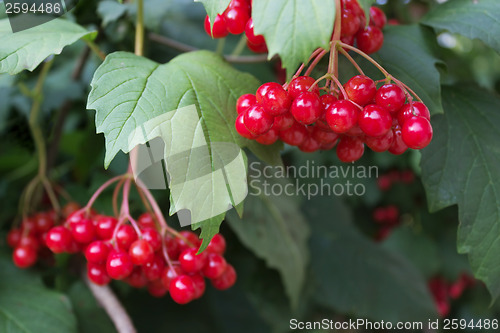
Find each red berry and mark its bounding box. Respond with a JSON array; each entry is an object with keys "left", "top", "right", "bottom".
[
  {"left": 161, "top": 265, "right": 184, "bottom": 289},
  {"left": 45, "top": 226, "right": 73, "bottom": 253},
  {"left": 138, "top": 212, "right": 155, "bottom": 229},
  {"left": 358, "top": 104, "right": 392, "bottom": 137},
  {"left": 377, "top": 174, "right": 392, "bottom": 191},
  {"left": 326, "top": 100, "right": 359, "bottom": 133},
  {"left": 235, "top": 113, "right": 257, "bottom": 139},
  {"left": 141, "top": 228, "right": 162, "bottom": 252},
  {"left": 191, "top": 273, "right": 206, "bottom": 299},
  {"left": 129, "top": 239, "right": 155, "bottom": 265},
  {"left": 96, "top": 216, "right": 117, "bottom": 240},
  {"left": 179, "top": 248, "right": 208, "bottom": 273},
  {"left": 224, "top": 6, "right": 250, "bottom": 35},
  {"left": 62, "top": 202, "right": 80, "bottom": 218},
  {"left": 85, "top": 240, "right": 111, "bottom": 264},
  {"left": 169, "top": 275, "right": 197, "bottom": 304},
  {"left": 126, "top": 266, "right": 148, "bottom": 288},
  {"left": 299, "top": 136, "right": 321, "bottom": 153},
  {"left": 243, "top": 105, "right": 274, "bottom": 135},
  {"left": 369, "top": 7, "right": 387, "bottom": 29},
  {"left": 34, "top": 212, "right": 54, "bottom": 233},
  {"left": 202, "top": 253, "right": 227, "bottom": 279},
  {"left": 87, "top": 262, "right": 111, "bottom": 285},
  {"left": 236, "top": 94, "right": 257, "bottom": 114},
  {"left": 143, "top": 254, "right": 165, "bottom": 281},
  {"left": 106, "top": 250, "right": 134, "bottom": 280},
  {"left": 246, "top": 40, "right": 268, "bottom": 53},
  {"left": 290, "top": 91, "right": 322, "bottom": 125},
  {"left": 341, "top": 9, "right": 360, "bottom": 36},
  {"left": 256, "top": 128, "right": 279, "bottom": 145},
  {"left": 287, "top": 76, "right": 320, "bottom": 99},
  {"left": 375, "top": 84, "right": 406, "bottom": 113},
  {"left": 279, "top": 122, "right": 308, "bottom": 146},
  {"left": 66, "top": 210, "right": 85, "bottom": 225},
  {"left": 245, "top": 18, "right": 265, "bottom": 45},
  {"left": 19, "top": 235, "right": 40, "bottom": 251},
  {"left": 388, "top": 124, "right": 408, "bottom": 155},
  {"left": 398, "top": 102, "right": 431, "bottom": 125},
  {"left": 211, "top": 264, "right": 237, "bottom": 290},
  {"left": 116, "top": 224, "right": 138, "bottom": 251},
  {"left": 204, "top": 14, "right": 229, "bottom": 39},
  {"left": 206, "top": 233, "right": 226, "bottom": 255},
  {"left": 259, "top": 85, "right": 291, "bottom": 116},
  {"left": 256, "top": 82, "right": 281, "bottom": 103},
  {"left": 401, "top": 116, "right": 433, "bottom": 149},
  {"left": 273, "top": 113, "right": 294, "bottom": 131},
  {"left": 7, "top": 228, "right": 22, "bottom": 248},
  {"left": 70, "top": 218, "right": 96, "bottom": 244},
  {"left": 364, "top": 128, "right": 394, "bottom": 152},
  {"left": 311, "top": 127, "right": 339, "bottom": 145},
  {"left": 336, "top": 136, "right": 365, "bottom": 163},
  {"left": 13, "top": 245, "right": 37, "bottom": 268},
  {"left": 356, "top": 26, "right": 384, "bottom": 54},
  {"left": 165, "top": 235, "right": 180, "bottom": 259},
  {"left": 147, "top": 279, "right": 168, "bottom": 297},
  {"left": 344, "top": 75, "right": 377, "bottom": 106},
  {"left": 176, "top": 231, "right": 200, "bottom": 253}
]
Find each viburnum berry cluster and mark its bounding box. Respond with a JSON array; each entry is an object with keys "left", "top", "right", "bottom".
[
  {"left": 339, "top": 0, "right": 387, "bottom": 54},
  {"left": 7, "top": 176, "right": 236, "bottom": 305},
  {"left": 234, "top": 1, "right": 433, "bottom": 163},
  {"left": 428, "top": 274, "right": 476, "bottom": 317},
  {"left": 372, "top": 204, "right": 400, "bottom": 241},
  {"left": 7, "top": 202, "right": 80, "bottom": 268},
  {"left": 203, "top": 0, "right": 267, "bottom": 53}
]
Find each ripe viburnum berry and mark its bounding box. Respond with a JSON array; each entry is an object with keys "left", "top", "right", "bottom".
[
  {"left": 356, "top": 26, "right": 384, "bottom": 54},
  {"left": 129, "top": 239, "right": 155, "bottom": 266},
  {"left": 336, "top": 136, "right": 365, "bottom": 163},
  {"left": 290, "top": 91, "right": 322, "bottom": 125},
  {"left": 203, "top": 14, "right": 228, "bottom": 39},
  {"left": 326, "top": 100, "right": 359, "bottom": 133},
  {"left": 243, "top": 105, "right": 274, "bottom": 135},
  {"left": 344, "top": 75, "right": 377, "bottom": 106},
  {"left": 401, "top": 116, "right": 433, "bottom": 149},
  {"left": 45, "top": 226, "right": 73, "bottom": 253},
  {"left": 287, "top": 76, "right": 320, "bottom": 99},
  {"left": 13, "top": 245, "right": 37, "bottom": 268},
  {"left": 358, "top": 104, "right": 392, "bottom": 137},
  {"left": 211, "top": 264, "right": 237, "bottom": 290},
  {"left": 169, "top": 275, "right": 197, "bottom": 304},
  {"left": 106, "top": 250, "right": 134, "bottom": 280},
  {"left": 375, "top": 84, "right": 406, "bottom": 113}
]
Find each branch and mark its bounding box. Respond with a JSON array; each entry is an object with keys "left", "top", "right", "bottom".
[
  {"left": 148, "top": 32, "right": 271, "bottom": 63},
  {"left": 83, "top": 273, "right": 137, "bottom": 333}
]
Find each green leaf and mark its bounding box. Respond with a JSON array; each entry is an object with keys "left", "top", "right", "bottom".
[
  {"left": 377, "top": 25, "right": 444, "bottom": 115},
  {"left": 357, "top": 0, "right": 376, "bottom": 25},
  {"left": 422, "top": 0, "right": 500, "bottom": 54},
  {"left": 88, "top": 50, "right": 281, "bottom": 246},
  {"left": 252, "top": 0, "right": 335, "bottom": 77},
  {"left": 421, "top": 85, "right": 500, "bottom": 301},
  {"left": 67, "top": 282, "right": 116, "bottom": 333},
  {"left": 195, "top": 0, "right": 231, "bottom": 31},
  {"left": 97, "top": 1, "right": 130, "bottom": 27},
  {"left": 305, "top": 196, "right": 437, "bottom": 321},
  {"left": 226, "top": 164, "right": 310, "bottom": 309},
  {"left": 0, "top": 18, "right": 95, "bottom": 75},
  {"left": 0, "top": 253, "right": 77, "bottom": 333}
]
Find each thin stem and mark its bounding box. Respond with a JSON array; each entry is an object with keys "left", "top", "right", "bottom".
[
  {"left": 85, "top": 175, "right": 127, "bottom": 212},
  {"left": 310, "top": 73, "right": 332, "bottom": 91},
  {"left": 329, "top": 75, "right": 349, "bottom": 100},
  {"left": 120, "top": 179, "right": 142, "bottom": 236},
  {"left": 338, "top": 46, "right": 365, "bottom": 75},
  {"left": 84, "top": 40, "right": 106, "bottom": 61},
  {"left": 337, "top": 41, "right": 390, "bottom": 76},
  {"left": 304, "top": 50, "right": 328, "bottom": 76},
  {"left": 216, "top": 38, "right": 226, "bottom": 56},
  {"left": 231, "top": 35, "right": 247, "bottom": 56},
  {"left": 148, "top": 32, "right": 269, "bottom": 63},
  {"left": 135, "top": 0, "right": 144, "bottom": 57},
  {"left": 42, "top": 178, "right": 61, "bottom": 213},
  {"left": 113, "top": 178, "right": 125, "bottom": 218},
  {"left": 329, "top": 0, "right": 342, "bottom": 78},
  {"left": 83, "top": 273, "right": 137, "bottom": 333},
  {"left": 29, "top": 60, "right": 53, "bottom": 178}
]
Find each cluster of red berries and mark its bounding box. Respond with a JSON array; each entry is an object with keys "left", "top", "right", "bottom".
[
  {"left": 8, "top": 207, "right": 236, "bottom": 305},
  {"left": 372, "top": 205, "right": 400, "bottom": 241},
  {"left": 203, "top": 0, "right": 267, "bottom": 53},
  {"left": 235, "top": 74, "right": 433, "bottom": 162},
  {"left": 339, "top": 0, "right": 387, "bottom": 54},
  {"left": 377, "top": 169, "right": 415, "bottom": 191},
  {"left": 429, "top": 274, "right": 476, "bottom": 317},
  {"left": 7, "top": 202, "right": 81, "bottom": 268}
]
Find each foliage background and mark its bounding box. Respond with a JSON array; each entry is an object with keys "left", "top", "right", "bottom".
[{"left": 1, "top": 0, "right": 500, "bottom": 332}]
